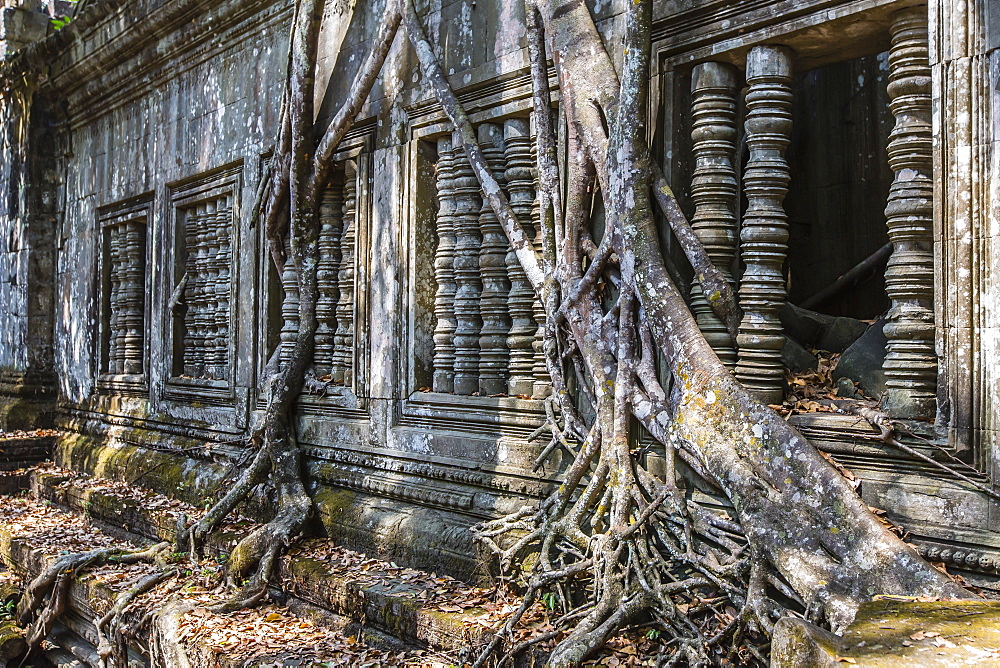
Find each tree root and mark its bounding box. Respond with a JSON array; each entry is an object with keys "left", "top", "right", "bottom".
[{"left": 95, "top": 567, "right": 178, "bottom": 667}]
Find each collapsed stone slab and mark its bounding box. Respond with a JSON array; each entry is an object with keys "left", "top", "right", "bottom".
[{"left": 772, "top": 598, "right": 1000, "bottom": 667}]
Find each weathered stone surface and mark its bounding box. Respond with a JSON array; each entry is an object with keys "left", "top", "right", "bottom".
[
  {"left": 0, "top": 619, "right": 26, "bottom": 664},
  {"left": 772, "top": 599, "right": 1000, "bottom": 667},
  {"left": 834, "top": 319, "right": 888, "bottom": 399},
  {"left": 820, "top": 316, "right": 869, "bottom": 354},
  {"left": 781, "top": 336, "right": 818, "bottom": 373},
  {"left": 0, "top": 0, "right": 999, "bottom": 645},
  {"left": 0, "top": 5, "right": 48, "bottom": 57},
  {"left": 781, "top": 303, "right": 867, "bottom": 353}
]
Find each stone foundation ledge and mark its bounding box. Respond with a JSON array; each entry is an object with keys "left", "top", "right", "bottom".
[
  {"left": 14, "top": 466, "right": 498, "bottom": 654},
  {"left": 53, "top": 427, "right": 490, "bottom": 582},
  {"left": 772, "top": 599, "right": 1000, "bottom": 667}
]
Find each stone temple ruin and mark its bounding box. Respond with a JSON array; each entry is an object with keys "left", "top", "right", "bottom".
[{"left": 1, "top": 0, "right": 1000, "bottom": 663}]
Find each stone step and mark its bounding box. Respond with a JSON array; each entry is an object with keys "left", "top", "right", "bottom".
[
  {"left": 5, "top": 466, "right": 502, "bottom": 663},
  {"left": 0, "top": 430, "right": 56, "bottom": 472},
  {"left": 0, "top": 491, "right": 438, "bottom": 666}
]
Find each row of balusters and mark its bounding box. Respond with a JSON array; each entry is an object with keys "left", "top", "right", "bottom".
[
  {"left": 279, "top": 163, "right": 357, "bottom": 385},
  {"left": 181, "top": 195, "right": 233, "bottom": 381},
  {"left": 431, "top": 118, "right": 551, "bottom": 399},
  {"left": 688, "top": 6, "right": 936, "bottom": 417},
  {"left": 104, "top": 218, "right": 147, "bottom": 376}
]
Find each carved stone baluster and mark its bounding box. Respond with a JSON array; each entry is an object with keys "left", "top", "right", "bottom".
[
  {"left": 530, "top": 136, "right": 551, "bottom": 399},
  {"left": 279, "top": 229, "right": 299, "bottom": 368},
  {"left": 214, "top": 196, "right": 231, "bottom": 381},
  {"left": 881, "top": 7, "right": 936, "bottom": 418},
  {"left": 735, "top": 45, "right": 793, "bottom": 405},
  {"left": 690, "top": 62, "right": 740, "bottom": 369},
  {"left": 108, "top": 224, "right": 124, "bottom": 374},
  {"left": 478, "top": 123, "right": 511, "bottom": 396},
  {"left": 451, "top": 129, "right": 484, "bottom": 395},
  {"left": 121, "top": 220, "right": 146, "bottom": 374},
  {"left": 432, "top": 136, "right": 458, "bottom": 393},
  {"left": 332, "top": 163, "right": 357, "bottom": 385},
  {"left": 202, "top": 200, "right": 220, "bottom": 378},
  {"left": 194, "top": 203, "right": 211, "bottom": 378},
  {"left": 315, "top": 169, "right": 344, "bottom": 379},
  {"left": 502, "top": 118, "right": 537, "bottom": 397},
  {"left": 183, "top": 206, "right": 206, "bottom": 378}
]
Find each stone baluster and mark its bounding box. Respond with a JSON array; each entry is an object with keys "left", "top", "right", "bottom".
[
  {"left": 279, "top": 230, "right": 299, "bottom": 368},
  {"left": 529, "top": 137, "right": 551, "bottom": 399},
  {"left": 202, "top": 200, "right": 220, "bottom": 377},
  {"left": 477, "top": 123, "right": 511, "bottom": 396},
  {"left": 735, "top": 45, "right": 793, "bottom": 405},
  {"left": 213, "top": 196, "right": 231, "bottom": 381},
  {"left": 881, "top": 7, "right": 936, "bottom": 418},
  {"left": 690, "top": 62, "right": 740, "bottom": 369},
  {"left": 107, "top": 224, "right": 125, "bottom": 374},
  {"left": 432, "top": 136, "right": 458, "bottom": 393},
  {"left": 332, "top": 164, "right": 357, "bottom": 385},
  {"left": 183, "top": 205, "right": 206, "bottom": 378},
  {"left": 451, "top": 130, "right": 484, "bottom": 395},
  {"left": 195, "top": 203, "right": 212, "bottom": 378},
  {"left": 502, "top": 118, "right": 538, "bottom": 398},
  {"left": 315, "top": 169, "right": 344, "bottom": 378},
  {"left": 121, "top": 220, "right": 146, "bottom": 375}
]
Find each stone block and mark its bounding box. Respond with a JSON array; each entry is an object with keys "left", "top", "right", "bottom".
[
  {"left": 772, "top": 599, "right": 1000, "bottom": 667},
  {"left": 781, "top": 303, "right": 867, "bottom": 352},
  {"left": 782, "top": 336, "right": 819, "bottom": 373},
  {"left": 0, "top": 6, "right": 48, "bottom": 44},
  {"left": 833, "top": 319, "right": 888, "bottom": 399},
  {"left": 819, "top": 317, "right": 869, "bottom": 353}
]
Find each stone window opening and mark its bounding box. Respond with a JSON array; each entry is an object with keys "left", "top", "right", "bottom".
[
  {"left": 171, "top": 193, "right": 234, "bottom": 383},
  {"left": 99, "top": 218, "right": 147, "bottom": 378},
  {"left": 265, "top": 159, "right": 362, "bottom": 399},
  {"left": 420, "top": 117, "right": 551, "bottom": 403},
  {"left": 676, "top": 6, "right": 936, "bottom": 421},
  {"left": 96, "top": 194, "right": 153, "bottom": 394}
]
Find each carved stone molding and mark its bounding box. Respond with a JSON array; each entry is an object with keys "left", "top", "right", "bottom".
[
  {"left": 881, "top": 6, "right": 936, "bottom": 419},
  {"left": 690, "top": 61, "right": 740, "bottom": 369},
  {"left": 736, "top": 45, "right": 793, "bottom": 405},
  {"left": 912, "top": 540, "right": 1000, "bottom": 577}
]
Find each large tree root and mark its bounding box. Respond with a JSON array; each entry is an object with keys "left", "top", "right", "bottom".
[
  {"left": 10, "top": 0, "right": 398, "bottom": 659},
  {"left": 402, "top": 0, "right": 973, "bottom": 664}
]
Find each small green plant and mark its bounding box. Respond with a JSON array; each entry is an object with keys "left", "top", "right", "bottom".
[
  {"left": 50, "top": 16, "right": 71, "bottom": 30},
  {"left": 540, "top": 591, "right": 558, "bottom": 611},
  {"left": 644, "top": 628, "right": 661, "bottom": 640}
]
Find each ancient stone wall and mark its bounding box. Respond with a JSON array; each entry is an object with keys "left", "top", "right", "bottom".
[
  {"left": 0, "top": 3, "right": 59, "bottom": 429},
  {"left": 3, "top": 0, "right": 1000, "bottom": 585}
]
